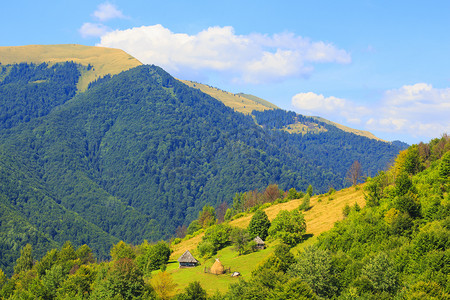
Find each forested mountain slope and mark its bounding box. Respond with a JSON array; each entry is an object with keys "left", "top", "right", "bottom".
[
  {"left": 0, "top": 62, "right": 404, "bottom": 274},
  {"left": 1, "top": 136, "right": 447, "bottom": 299}
]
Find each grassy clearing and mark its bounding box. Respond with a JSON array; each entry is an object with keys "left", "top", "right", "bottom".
[
  {"left": 229, "top": 185, "right": 365, "bottom": 236},
  {"left": 168, "top": 185, "right": 365, "bottom": 294},
  {"left": 165, "top": 244, "right": 276, "bottom": 295},
  {"left": 0, "top": 44, "right": 142, "bottom": 91},
  {"left": 180, "top": 80, "right": 276, "bottom": 114},
  {"left": 313, "top": 116, "right": 385, "bottom": 142}
]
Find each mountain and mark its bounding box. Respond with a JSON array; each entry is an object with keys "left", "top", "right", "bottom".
[
  {"left": 1, "top": 44, "right": 387, "bottom": 141},
  {"left": 0, "top": 45, "right": 406, "bottom": 273}
]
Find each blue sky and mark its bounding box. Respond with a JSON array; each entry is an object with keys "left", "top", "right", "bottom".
[{"left": 2, "top": 1, "right": 449, "bottom": 144}]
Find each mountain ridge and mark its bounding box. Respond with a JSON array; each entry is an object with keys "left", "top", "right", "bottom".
[{"left": 0, "top": 44, "right": 388, "bottom": 143}]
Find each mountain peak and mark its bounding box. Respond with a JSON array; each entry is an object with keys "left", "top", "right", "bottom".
[{"left": 0, "top": 44, "right": 142, "bottom": 91}]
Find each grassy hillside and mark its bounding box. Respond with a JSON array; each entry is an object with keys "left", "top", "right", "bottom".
[
  {"left": 314, "top": 116, "right": 385, "bottom": 142},
  {"left": 180, "top": 80, "right": 277, "bottom": 114},
  {"left": 0, "top": 44, "right": 142, "bottom": 91},
  {"left": 168, "top": 186, "right": 365, "bottom": 294}
]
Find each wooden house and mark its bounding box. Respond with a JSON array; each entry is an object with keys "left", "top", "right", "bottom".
[
  {"left": 254, "top": 236, "right": 265, "bottom": 250},
  {"left": 177, "top": 250, "right": 199, "bottom": 268}
]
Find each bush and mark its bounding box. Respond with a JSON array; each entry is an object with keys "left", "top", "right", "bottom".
[{"left": 197, "top": 241, "right": 215, "bottom": 258}]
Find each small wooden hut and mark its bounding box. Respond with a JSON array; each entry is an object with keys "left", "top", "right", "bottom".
[
  {"left": 210, "top": 258, "right": 225, "bottom": 275},
  {"left": 254, "top": 236, "right": 265, "bottom": 250},
  {"left": 177, "top": 250, "right": 199, "bottom": 268}
]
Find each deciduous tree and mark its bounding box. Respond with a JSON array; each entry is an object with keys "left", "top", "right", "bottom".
[{"left": 248, "top": 209, "right": 271, "bottom": 240}]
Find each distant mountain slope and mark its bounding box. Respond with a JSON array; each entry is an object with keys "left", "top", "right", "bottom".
[
  {"left": 180, "top": 80, "right": 385, "bottom": 142},
  {"left": 0, "top": 63, "right": 402, "bottom": 246},
  {"left": 314, "top": 116, "right": 385, "bottom": 142},
  {"left": 180, "top": 80, "right": 277, "bottom": 114},
  {"left": 0, "top": 44, "right": 142, "bottom": 91},
  {"left": 237, "top": 93, "right": 279, "bottom": 109},
  {"left": 0, "top": 44, "right": 385, "bottom": 142}
]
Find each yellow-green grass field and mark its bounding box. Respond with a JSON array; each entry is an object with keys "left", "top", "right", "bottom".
[
  {"left": 167, "top": 185, "right": 365, "bottom": 294},
  {"left": 0, "top": 44, "right": 142, "bottom": 91},
  {"left": 180, "top": 80, "right": 276, "bottom": 114}
]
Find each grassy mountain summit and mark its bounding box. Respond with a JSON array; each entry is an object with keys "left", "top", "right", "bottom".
[
  {"left": 0, "top": 44, "right": 142, "bottom": 91},
  {"left": 180, "top": 80, "right": 278, "bottom": 114}
]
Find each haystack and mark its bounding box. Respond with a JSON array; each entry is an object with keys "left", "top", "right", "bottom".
[{"left": 210, "top": 258, "right": 225, "bottom": 275}]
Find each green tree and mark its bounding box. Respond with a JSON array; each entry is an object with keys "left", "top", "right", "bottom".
[
  {"left": 230, "top": 227, "right": 251, "bottom": 255},
  {"left": 198, "top": 205, "right": 217, "bottom": 228},
  {"left": 361, "top": 252, "right": 399, "bottom": 293},
  {"left": 272, "top": 243, "right": 295, "bottom": 273},
  {"left": 403, "top": 145, "right": 424, "bottom": 175},
  {"left": 109, "top": 258, "right": 145, "bottom": 299},
  {"left": 439, "top": 151, "right": 450, "bottom": 182},
  {"left": 270, "top": 278, "right": 318, "bottom": 299},
  {"left": 248, "top": 209, "right": 271, "bottom": 240},
  {"left": 176, "top": 281, "right": 207, "bottom": 300},
  {"left": 151, "top": 271, "right": 178, "bottom": 300},
  {"left": 186, "top": 220, "right": 202, "bottom": 235},
  {"left": 14, "top": 244, "right": 34, "bottom": 275},
  {"left": 136, "top": 241, "right": 171, "bottom": 275},
  {"left": 0, "top": 268, "right": 6, "bottom": 288},
  {"left": 203, "top": 224, "right": 232, "bottom": 250},
  {"left": 56, "top": 264, "right": 95, "bottom": 299},
  {"left": 268, "top": 209, "right": 306, "bottom": 246},
  {"left": 306, "top": 185, "right": 314, "bottom": 196},
  {"left": 395, "top": 172, "right": 414, "bottom": 196},
  {"left": 111, "top": 241, "right": 136, "bottom": 261},
  {"left": 299, "top": 193, "right": 311, "bottom": 211},
  {"left": 288, "top": 245, "right": 337, "bottom": 298}
]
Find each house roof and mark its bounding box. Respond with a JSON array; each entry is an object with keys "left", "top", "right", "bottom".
[
  {"left": 177, "top": 250, "right": 199, "bottom": 263},
  {"left": 254, "top": 236, "right": 265, "bottom": 245}
]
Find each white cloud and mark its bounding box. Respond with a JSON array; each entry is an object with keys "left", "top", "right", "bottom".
[
  {"left": 96, "top": 25, "right": 351, "bottom": 84},
  {"left": 292, "top": 92, "right": 347, "bottom": 113},
  {"left": 79, "top": 23, "right": 110, "bottom": 38},
  {"left": 291, "top": 83, "right": 450, "bottom": 141},
  {"left": 93, "top": 2, "right": 125, "bottom": 22}
]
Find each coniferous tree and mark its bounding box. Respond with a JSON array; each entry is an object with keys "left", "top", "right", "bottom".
[{"left": 248, "top": 209, "right": 271, "bottom": 240}]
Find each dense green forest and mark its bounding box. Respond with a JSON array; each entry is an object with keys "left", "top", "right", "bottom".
[
  {"left": 0, "top": 62, "right": 80, "bottom": 129},
  {"left": 0, "top": 136, "right": 448, "bottom": 299},
  {"left": 0, "top": 63, "right": 404, "bottom": 274},
  {"left": 225, "top": 135, "right": 450, "bottom": 299}
]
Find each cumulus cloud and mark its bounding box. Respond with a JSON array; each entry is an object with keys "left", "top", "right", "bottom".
[
  {"left": 93, "top": 2, "right": 125, "bottom": 22},
  {"left": 96, "top": 25, "right": 351, "bottom": 84},
  {"left": 79, "top": 22, "right": 110, "bottom": 38},
  {"left": 292, "top": 92, "right": 347, "bottom": 112},
  {"left": 291, "top": 83, "right": 450, "bottom": 141}
]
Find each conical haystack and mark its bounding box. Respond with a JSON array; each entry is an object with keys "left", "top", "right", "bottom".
[{"left": 210, "top": 258, "right": 225, "bottom": 275}]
